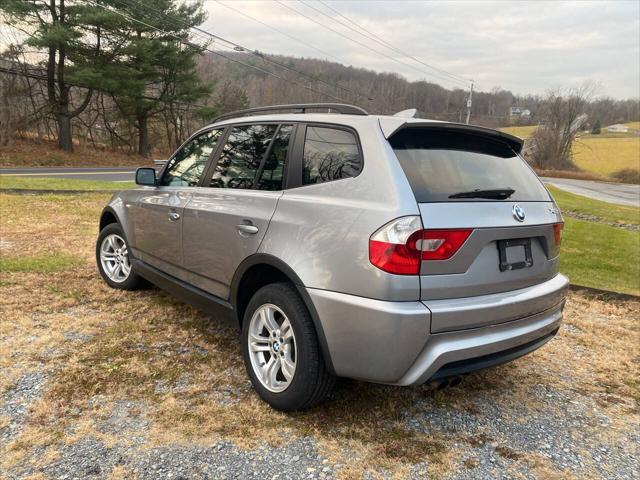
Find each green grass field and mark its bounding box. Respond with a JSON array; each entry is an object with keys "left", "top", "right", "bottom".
[
  {"left": 546, "top": 185, "right": 640, "bottom": 226},
  {"left": 560, "top": 218, "right": 639, "bottom": 295},
  {"left": 0, "top": 176, "right": 134, "bottom": 191},
  {"left": 548, "top": 186, "right": 640, "bottom": 295}
]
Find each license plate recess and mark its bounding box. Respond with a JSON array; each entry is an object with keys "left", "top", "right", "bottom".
[{"left": 498, "top": 238, "right": 533, "bottom": 272}]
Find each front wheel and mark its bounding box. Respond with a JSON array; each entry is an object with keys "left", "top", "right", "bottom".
[
  {"left": 241, "top": 283, "right": 335, "bottom": 411},
  {"left": 96, "top": 223, "right": 147, "bottom": 290}
]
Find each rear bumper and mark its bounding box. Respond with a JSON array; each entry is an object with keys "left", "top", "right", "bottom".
[
  {"left": 427, "top": 273, "right": 569, "bottom": 333},
  {"left": 395, "top": 301, "right": 564, "bottom": 385},
  {"left": 306, "top": 273, "right": 569, "bottom": 384}
]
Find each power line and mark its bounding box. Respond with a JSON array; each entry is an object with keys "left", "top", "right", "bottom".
[
  {"left": 86, "top": 0, "right": 350, "bottom": 103},
  {"left": 300, "top": 0, "right": 469, "bottom": 88},
  {"left": 211, "top": 0, "right": 347, "bottom": 66},
  {"left": 113, "top": 0, "right": 371, "bottom": 101},
  {"left": 0, "top": 64, "right": 211, "bottom": 109},
  {"left": 209, "top": 0, "right": 469, "bottom": 89},
  {"left": 314, "top": 0, "right": 472, "bottom": 86},
  {"left": 275, "top": 0, "right": 469, "bottom": 89}
]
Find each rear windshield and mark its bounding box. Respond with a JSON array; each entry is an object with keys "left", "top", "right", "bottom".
[{"left": 389, "top": 128, "right": 551, "bottom": 202}]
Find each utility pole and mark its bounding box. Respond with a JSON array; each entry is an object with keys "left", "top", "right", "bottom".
[{"left": 465, "top": 81, "right": 474, "bottom": 124}]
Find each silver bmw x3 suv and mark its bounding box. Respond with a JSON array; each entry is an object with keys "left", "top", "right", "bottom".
[{"left": 96, "top": 103, "right": 569, "bottom": 410}]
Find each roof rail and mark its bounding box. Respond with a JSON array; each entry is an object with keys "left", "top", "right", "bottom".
[{"left": 212, "top": 103, "right": 368, "bottom": 123}]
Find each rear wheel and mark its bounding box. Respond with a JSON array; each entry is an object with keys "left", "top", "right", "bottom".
[
  {"left": 96, "top": 223, "right": 147, "bottom": 290},
  {"left": 241, "top": 283, "right": 335, "bottom": 411}
]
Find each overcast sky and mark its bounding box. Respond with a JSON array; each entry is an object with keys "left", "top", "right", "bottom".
[{"left": 197, "top": 0, "right": 640, "bottom": 99}]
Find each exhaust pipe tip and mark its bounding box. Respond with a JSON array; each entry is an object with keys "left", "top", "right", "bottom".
[
  {"left": 436, "top": 379, "right": 449, "bottom": 390},
  {"left": 449, "top": 376, "right": 462, "bottom": 387},
  {"left": 430, "top": 376, "right": 462, "bottom": 390}
]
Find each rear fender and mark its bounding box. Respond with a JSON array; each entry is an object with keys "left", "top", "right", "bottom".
[{"left": 230, "top": 254, "right": 336, "bottom": 376}]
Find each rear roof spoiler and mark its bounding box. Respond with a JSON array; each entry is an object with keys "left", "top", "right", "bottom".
[{"left": 379, "top": 118, "right": 524, "bottom": 154}]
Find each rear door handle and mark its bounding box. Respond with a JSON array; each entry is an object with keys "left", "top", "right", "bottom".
[
  {"left": 236, "top": 224, "right": 259, "bottom": 235},
  {"left": 168, "top": 212, "right": 181, "bottom": 222}
]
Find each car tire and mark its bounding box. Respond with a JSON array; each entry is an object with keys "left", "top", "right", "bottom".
[
  {"left": 96, "top": 223, "right": 148, "bottom": 290},
  {"left": 241, "top": 282, "right": 335, "bottom": 411}
]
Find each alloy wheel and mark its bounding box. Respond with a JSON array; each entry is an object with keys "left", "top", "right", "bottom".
[
  {"left": 99, "top": 233, "right": 131, "bottom": 283},
  {"left": 247, "top": 304, "right": 297, "bottom": 393}
]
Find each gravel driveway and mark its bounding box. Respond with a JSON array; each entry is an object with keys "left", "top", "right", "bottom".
[
  {"left": 2, "top": 290, "right": 638, "bottom": 480},
  {"left": 1, "top": 192, "right": 639, "bottom": 479}
]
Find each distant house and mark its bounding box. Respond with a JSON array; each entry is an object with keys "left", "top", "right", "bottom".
[
  {"left": 509, "top": 107, "right": 531, "bottom": 117},
  {"left": 607, "top": 124, "right": 629, "bottom": 133}
]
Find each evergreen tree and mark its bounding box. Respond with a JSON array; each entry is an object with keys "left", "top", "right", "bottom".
[
  {"left": 591, "top": 119, "right": 601, "bottom": 134},
  {"left": 0, "top": 0, "right": 102, "bottom": 151},
  {"left": 101, "top": 0, "right": 211, "bottom": 157}
]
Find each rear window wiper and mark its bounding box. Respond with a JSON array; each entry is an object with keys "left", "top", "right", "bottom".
[{"left": 448, "top": 188, "right": 515, "bottom": 200}]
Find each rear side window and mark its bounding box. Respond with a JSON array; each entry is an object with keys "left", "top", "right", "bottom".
[
  {"left": 389, "top": 128, "right": 550, "bottom": 202},
  {"left": 209, "top": 124, "right": 278, "bottom": 189},
  {"left": 302, "top": 126, "right": 361, "bottom": 185}
]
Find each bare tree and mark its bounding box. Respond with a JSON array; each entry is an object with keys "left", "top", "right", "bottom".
[
  {"left": 0, "top": 66, "right": 30, "bottom": 146},
  {"left": 528, "top": 84, "right": 597, "bottom": 170}
]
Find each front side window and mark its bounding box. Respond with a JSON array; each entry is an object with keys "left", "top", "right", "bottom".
[
  {"left": 209, "top": 124, "right": 278, "bottom": 189},
  {"left": 255, "top": 125, "right": 293, "bottom": 191},
  {"left": 161, "top": 129, "right": 223, "bottom": 186},
  {"left": 302, "top": 126, "right": 361, "bottom": 185}
]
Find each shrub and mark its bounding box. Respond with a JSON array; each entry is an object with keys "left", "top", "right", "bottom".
[{"left": 611, "top": 168, "right": 640, "bottom": 184}]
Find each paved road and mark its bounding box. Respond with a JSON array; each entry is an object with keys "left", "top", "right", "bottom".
[
  {"left": 541, "top": 177, "right": 640, "bottom": 207},
  {"left": 1, "top": 168, "right": 638, "bottom": 207},
  {"left": 0, "top": 167, "right": 137, "bottom": 182}
]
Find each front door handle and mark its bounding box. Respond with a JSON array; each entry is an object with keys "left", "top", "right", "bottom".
[
  {"left": 236, "top": 223, "right": 259, "bottom": 235},
  {"left": 168, "top": 212, "right": 181, "bottom": 222}
]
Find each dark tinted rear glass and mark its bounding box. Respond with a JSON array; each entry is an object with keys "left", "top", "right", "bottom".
[{"left": 389, "top": 128, "right": 550, "bottom": 202}]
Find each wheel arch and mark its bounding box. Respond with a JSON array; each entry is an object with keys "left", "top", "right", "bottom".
[
  {"left": 99, "top": 206, "right": 120, "bottom": 231},
  {"left": 231, "top": 254, "right": 336, "bottom": 375}
]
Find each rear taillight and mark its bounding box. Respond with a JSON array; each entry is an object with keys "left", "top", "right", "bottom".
[
  {"left": 369, "top": 216, "right": 473, "bottom": 275},
  {"left": 369, "top": 216, "right": 423, "bottom": 275},
  {"left": 419, "top": 229, "right": 473, "bottom": 260},
  {"left": 553, "top": 222, "right": 564, "bottom": 246}
]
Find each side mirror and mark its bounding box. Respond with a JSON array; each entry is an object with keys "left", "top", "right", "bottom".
[{"left": 135, "top": 167, "right": 157, "bottom": 186}]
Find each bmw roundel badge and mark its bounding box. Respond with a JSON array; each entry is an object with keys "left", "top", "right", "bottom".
[{"left": 512, "top": 204, "right": 526, "bottom": 222}]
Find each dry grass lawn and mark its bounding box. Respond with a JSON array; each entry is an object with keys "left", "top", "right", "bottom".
[
  {"left": 572, "top": 136, "right": 640, "bottom": 176},
  {"left": 498, "top": 125, "right": 539, "bottom": 139},
  {"left": 499, "top": 123, "right": 640, "bottom": 181},
  {"left": 0, "top": 137, "right": 167, "bottom": 168},
  {"left": 1, "top": 191, "right": 639, "bottom": 479}
]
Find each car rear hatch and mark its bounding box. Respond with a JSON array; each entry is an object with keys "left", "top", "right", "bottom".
[{"left": 385, "top": 122, "right": 564, "bottom": 333}]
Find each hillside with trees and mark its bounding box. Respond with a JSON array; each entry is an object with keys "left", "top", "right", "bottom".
[
  {"left": 1, "top": 0, "right": 638, "bottom": 164},
  {"left": 199, "top": 52, "right": 639, "bottom": 128}
]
